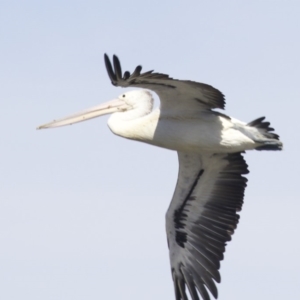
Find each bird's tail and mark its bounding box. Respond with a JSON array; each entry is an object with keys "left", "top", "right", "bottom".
[{"left": 247, "top": 117, "right": 283, "bottom": 151}]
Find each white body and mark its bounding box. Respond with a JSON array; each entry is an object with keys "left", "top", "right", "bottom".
[
  {"left": 104, "top": 90, "right": 278, "bottom": 154},
  {"left": 108, "top": 107, "right": 259, "bottom": 153}
]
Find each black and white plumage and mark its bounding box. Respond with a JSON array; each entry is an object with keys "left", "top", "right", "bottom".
[
  {"left": 104, "top": 54, "right": 225, "bottom": 110},
  {"left": 38, "top": 54, "right": 282, "bottom": 300},
  {"left": 167, "top": 152, "right": 248, "bottom": 300}
]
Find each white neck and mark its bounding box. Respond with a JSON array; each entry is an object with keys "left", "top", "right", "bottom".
[{"left": 107, "top": 100, "right": 157, "bottom": 140}]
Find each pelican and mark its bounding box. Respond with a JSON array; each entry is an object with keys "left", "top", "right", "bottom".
[{"left": 38, "top": 54, "right": 282, "bottom": 300}]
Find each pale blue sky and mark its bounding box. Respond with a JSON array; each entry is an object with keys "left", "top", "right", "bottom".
[{"left": 1, "top": 1, "right": 299, "bottom": 299}]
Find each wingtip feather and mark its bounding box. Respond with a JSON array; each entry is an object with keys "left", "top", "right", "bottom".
[
  {"left": 113, "top": 54, "right": 122, "bottom": 80},
  {"left": 104, "top": 54, "right": 117, "bottom": 83}
]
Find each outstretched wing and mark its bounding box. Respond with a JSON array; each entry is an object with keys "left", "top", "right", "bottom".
[
  {"left": 166, "top": 152, "right": 248, "bottom": 300},
  {"left": 104, "top": 54, "right": 225, "bottom": 112}
]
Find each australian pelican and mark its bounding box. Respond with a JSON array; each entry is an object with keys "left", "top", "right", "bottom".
[{"left": 38, "top": 54, "right": 282, "bottom": 300}]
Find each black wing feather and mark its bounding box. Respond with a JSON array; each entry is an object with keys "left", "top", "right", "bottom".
[
  {"left": 104, "top": 54, "right": 117, "bottom": 83},
  {"left": 167, "top": 152, "right": 249, "bottom": 299},
  {"left": 104, "top": 54, "right": 226, "bottom": 110},
  {"left": 113, "top": 55, "right": 122, "bottom": 81}
]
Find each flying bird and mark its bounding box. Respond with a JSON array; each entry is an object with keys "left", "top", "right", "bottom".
[{"left": 38, "top": 54, "right": 282, "bottom": 300}]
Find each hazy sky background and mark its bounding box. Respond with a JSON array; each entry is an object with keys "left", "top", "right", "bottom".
[{"left": 1, "top": 1, "right": 299, "bottom": 299}]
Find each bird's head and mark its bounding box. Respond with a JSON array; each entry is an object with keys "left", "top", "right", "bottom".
[
  {"left": 37, "top": 89, "right": 153, "bottom": 129},
  {"left": 117, "top": 90, "right": 153, "bottom": 117}
]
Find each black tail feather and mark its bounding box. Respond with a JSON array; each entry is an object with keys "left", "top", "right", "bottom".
[
  {"left": 255, "top": 144, "right": 282, "bottom": 151},
  {"left": 247, "top": 116, "right": 280, "bottom": 140}
]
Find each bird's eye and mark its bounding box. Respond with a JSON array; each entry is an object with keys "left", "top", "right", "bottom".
[{"left": 122, "top": 94, "right": 126, "bottom": 98}]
